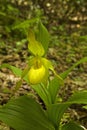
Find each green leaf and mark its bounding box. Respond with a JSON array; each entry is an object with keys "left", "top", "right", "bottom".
[
  {"left": 83, "top": 105, "right": 87, "bottom": 109},
  {"left": 31, "top": 84, "right": 52, "bottom": 107},
  {"left": 0, "top": 63, "right": 22, "bottom": 77},
  {"left": 47, "top": 91, "right": 87, "bottom": 129},
  {"left": 41, "top": 58, "right": 63, "bottom": 104},
  {"left": 60, "top": 57, "right": 87, "bottom": 79},
  {"left": 36, "top": 21, "right": 50, "bottom": 53},
  {"left": 0, "top": 96, "right": 55, "bottom": 130},
  {"left": 48, "top": 76, "right": 62, "bottom": 104},
  {"left": 47, "top": 103, "right": 68, "bottom": 129},
  {"left": 0, "top": 63, "right": 29, "bottom": 83},
  {"left": 68, "top": 91, "right": 87, "bottom": 104},
  {"left": 61, "top": 122, "right": 84, "bottom": 130}
]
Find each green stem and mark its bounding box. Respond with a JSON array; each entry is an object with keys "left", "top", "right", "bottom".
[{"left": 54, "top": 125, "right": 59, "bottom": 130}]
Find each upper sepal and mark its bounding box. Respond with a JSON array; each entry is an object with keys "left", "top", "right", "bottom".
[{"left": 28, "top": 30, "right": 45, "bottom": 56}]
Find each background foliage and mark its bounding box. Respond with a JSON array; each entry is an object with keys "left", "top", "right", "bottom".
[{"left": 0, "top": 0, "right": 87, "bottom": 39}]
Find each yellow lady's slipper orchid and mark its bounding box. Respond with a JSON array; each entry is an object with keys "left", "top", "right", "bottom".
[
  {"left": 28, "top": 64, "right": 46, "bottom": 84},
  {"left": 27, "top": 30, "right": 63, "bottom": 85}
]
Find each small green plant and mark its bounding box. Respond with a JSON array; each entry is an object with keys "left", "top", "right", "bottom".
[{"left": 0, "top": 21, "right": 87, "bottom": 130}]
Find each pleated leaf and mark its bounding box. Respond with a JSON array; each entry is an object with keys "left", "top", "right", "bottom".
[
  {"left": 0, "top": 96, "right": 55, "bottom": 130},
  {"left": 61, "top": 122, "right": 84, "bottom": 130},
  {"left": 0, "top": 63, "right": 22, "bottom": 77},
  {"left": 60, "top": 57, "right": 87, "bottom": 79},
  {"left": 48, "top": 57, "right": 87, "bottom": 105},
  {"left": 47, "top": 91, "right": 87, "bottom": 129},
  {"left": 31, "top": 84, "right": 52, "bottom": 106},
  {"left": 48, "top": 76, "right": 62, "bottom": 104},
  {"left": 68, "top": 91, "right": 87, "bottom": 104},
  {"left": 0, "top": 63, "right": 29, "bottom": 83}
]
